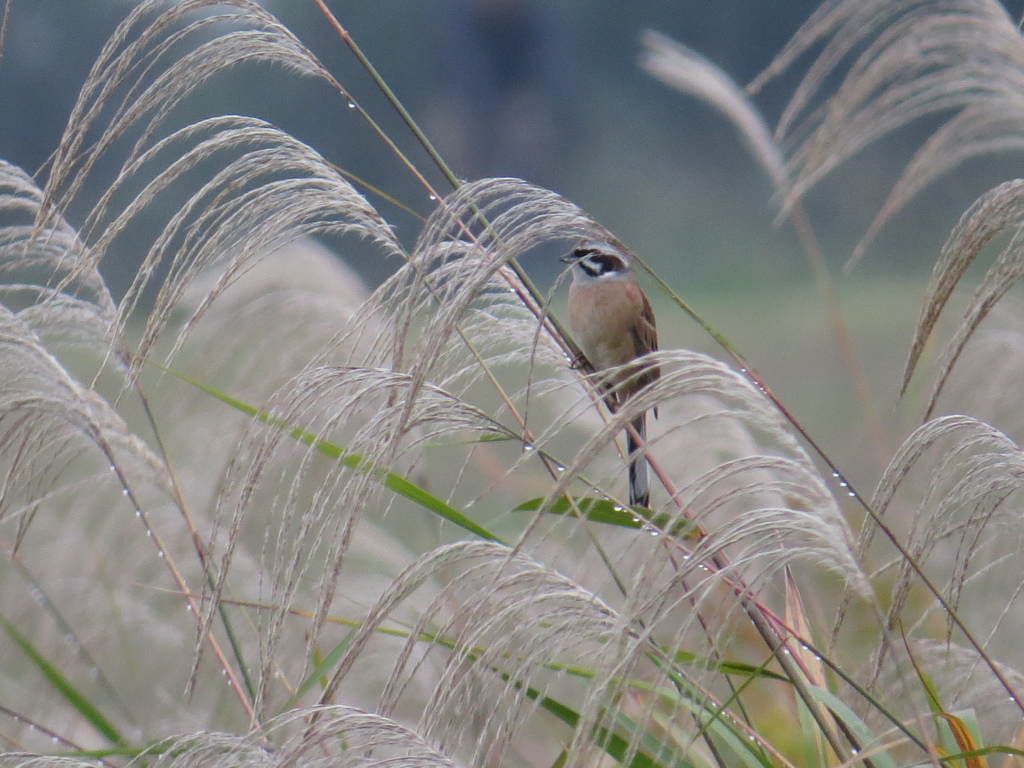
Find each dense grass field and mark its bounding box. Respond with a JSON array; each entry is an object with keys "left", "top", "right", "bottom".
[{"left": 6, "top": 2, "right": 1024, "bottom": 768}]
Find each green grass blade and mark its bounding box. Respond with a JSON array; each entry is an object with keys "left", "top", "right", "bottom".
[
  {"left": 515, "top": 496, "right": 697, "bottom": 538},
  {"left": 697, "top": 715, "right": 776, "bottom": 768},
  {"left": 666, "top": 649, "right": 787, "bottom": 682},
  {"left": 164, "top": 366, "right": 504, "bottom": 544},
  {"left": 522, "top": 685, "right": 694, "bottom": 768},
  {"left": 279, "top": 627, "right": 357, "bottom": 712},
  {"left": 804, "top": 684, "right": 899, "bottom": 768},
  {"left": 646, "top": 655, "right": 775, "bottom": 768},
  {"left": 607, "top": 706, "right": 709, "bottom": 768},
  {"left": 924, "top": 745, "right": 1024, "bottom": 767},
  {"left": 638, "top": 688, "right": 776, "bottom": 768},
  {"left": 0, "top": 613, "right": 125, "bottom": 746}
]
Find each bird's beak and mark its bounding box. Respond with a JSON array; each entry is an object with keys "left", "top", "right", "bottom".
[{"left": 559, "top": 253, "right": 576, "bottom": 264}]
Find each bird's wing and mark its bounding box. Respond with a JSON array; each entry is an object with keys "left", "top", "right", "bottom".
[{"left": 628, "top": 283, "right": 660, "bottom": 416}]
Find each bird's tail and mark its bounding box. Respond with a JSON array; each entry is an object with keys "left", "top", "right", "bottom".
[{"left": 627, "top": 412, "right": 649, "bottom": 508}]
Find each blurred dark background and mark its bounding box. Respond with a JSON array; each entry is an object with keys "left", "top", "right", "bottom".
[{"left": 4, "top": 0, "right": 1024, "bottom": 296}]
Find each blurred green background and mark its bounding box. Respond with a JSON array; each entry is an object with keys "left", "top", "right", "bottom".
[{"left": 4, "top": 0, "right": 1024, "bottom": 292}]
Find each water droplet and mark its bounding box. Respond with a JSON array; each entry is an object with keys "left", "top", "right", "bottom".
[
  {"left": 109, "top": 464, "right": 116, "bottom": 472},
  {"left": 847, "top": 490, "right": 856, "bottom": 497},
  {"left": 648, "top": 529, "right": 660, "bottom": 536},
  {"left": 122, "top": 488, "right": 129, "bottom": 495},
  {"left": 523, "top": 444, "right": 535, "bottom": 452},
  {"left": 347, "top": 100, "right": 356, "bottom": 109},
  {"left": 554, "top": 464, "right": 566, "bottom": 473},
  {"left": 428, "top": 193, "right": 438, "bottom": 201},
  {"left": 158, "top": 550, "right": 165, "bottom": 559},
  {"left": 135, "top": 510, "right": 142, "bottom": 517}
]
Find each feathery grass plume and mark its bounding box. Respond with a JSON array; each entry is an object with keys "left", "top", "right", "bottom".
[
  {"left": 578, "top": 349, "right": 867, "bottom": 595},
  {"left": 753, "top": 0, "right": 1024, "bottom": 269},
  {"left": 751, "top": 7, "right": 1024, "bottom": 725},
  {"left": 0, "top": 161, "right": 261, "bottom": 744},
  {"left": 0, "top": 305, "right": 185, "bottom": 744},
  {"left": 639, "top": 29, "right": 890, "bottom": 463},
  {"left": 863, "top": 416, "right": 1024, "bottom": 660},
  {"left": 320, "top": 541, "right": 711, "bottom": 768},
  {"left": 364, "top": 177, "right": 596, "bottom": 497},
  {"left": 640, "top": 31, "right": 785, "bottom": 184},
  {"left": 164, "top": 238, "right": 391, "bottom": 509},
  {"left": 849, "top": 636, "right": 1019, "bottom": 757},
  {"left": 0, "top": 161, "right": 119, "bottom": 364},
  {"left": 267, "top": 705, "right": 461, "bottom": 768},
  {"left": 200, "top": 364, "right": 519, "bottom": 716},
  {"left": 0, "top": 706, "right": 460, "bottom": 768},
  {"left": 0, "top": 305, "right": 168, "bottom": 528},
  {"left": 0, "top": 760, "right": 95, "bottom": 768},
  {"left": 174, "top": 237, "right": 385, "bottom": 400},
  {"left": 43, "top": 0, "right": 340, "bottom": 227},
  {"left": 523, "top": 345, "right": 871, "bottom": 734},
  {"left": 95, "top": 116, "right": 401, "bottom": 381},
  {"left": 32, "top": 0, "right": 393, "bottom": 381},
  {"left": 374, "top": 543, "right": 622, "bottom": 768},
  {"left": 375, "top": 177, "right": 589, "bottom": 378},
  {"left": 902, "top": 179, "right": 1024, "bottom": 416},
  {"left": 939, "top": 298, "right": 1024, "bottom": 439},
  {"left": 905, "top": 639, "right": 1024, "bottom": 746}
]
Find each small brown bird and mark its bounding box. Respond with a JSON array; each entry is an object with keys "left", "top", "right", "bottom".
[{"left": 560, "top": 239, "right": 659, "bottom": 507}]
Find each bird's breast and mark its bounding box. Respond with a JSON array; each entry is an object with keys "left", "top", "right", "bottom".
[{"left": 568, "top": 279, "right": 644, "bottom": 372}]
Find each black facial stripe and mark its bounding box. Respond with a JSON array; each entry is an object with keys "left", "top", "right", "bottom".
[{"left": 575, "top": 250, "right": 623, "bottom": 277}]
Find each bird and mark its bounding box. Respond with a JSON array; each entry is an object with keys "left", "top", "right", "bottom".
[{"left": 560, "top": 238, "right": 659, "bottom": 507}]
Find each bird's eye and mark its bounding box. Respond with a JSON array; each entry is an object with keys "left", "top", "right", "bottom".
[{"left": 572, "top": 248, "right": 596, "bottom": 259}]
